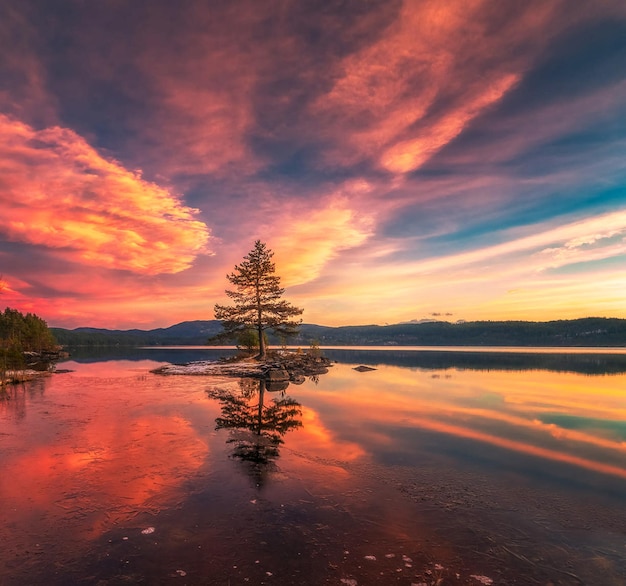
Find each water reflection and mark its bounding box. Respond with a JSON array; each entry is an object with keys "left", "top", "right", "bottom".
[
  {"left": 0, "top": 368, "right": 212, "bottom": 550},
  {"left": 0, "top": 378, "right": 46, "bottom": 420},
  {"left": 307, "top": 362, "right": 626, "bottom": 490},
  {"left": 2, "top": 351, "right": 626, "bottom": 586},
  {"left": 62, "top": 346, "right": 237, "bottom": 364},
  {"left": 208, "top": 379, "right": 303, "bottom": 486},
  {"left": 62, "top": 345, "right": 626, "bottom": 374},
  {"left": 325, "top": 348, "right": 626, "bottom": 374}
]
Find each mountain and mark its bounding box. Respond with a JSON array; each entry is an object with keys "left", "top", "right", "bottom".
[
  {"left": 51, "top": 317, "right": 626, "bottom": 347},
  {"left": 53, "top": 320, "right": 224, "bottom": 346}
]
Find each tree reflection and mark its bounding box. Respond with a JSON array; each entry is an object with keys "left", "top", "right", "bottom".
[
  {"left": 0, "top": 378, "right": 46, "bottom": 420},
  {"left": 208, "top": 378, "right": 302, "bottom": 486}
]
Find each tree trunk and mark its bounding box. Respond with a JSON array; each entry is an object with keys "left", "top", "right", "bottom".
[
  {"left": 256, "top": 379, "right": 265, "bottom": 436},
  {"left": 257, "top": 322, "right": 266, "bottom": 359}
]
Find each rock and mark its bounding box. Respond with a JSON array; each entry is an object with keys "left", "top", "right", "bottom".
[
  {"left": 152, "top": 350, "right": 334, "bottom": 381},
  {"left": 1, "top": 369, "right": 50, "bottom": 385},
  {"left": 353, "top": 365, "right": 376, "bottom": 372},
  {"left": 151, "top": 360, "right": 264, "bottom": 377},
  {"left": 266, "top": 379, "right": 289, "bottom": 392},
  {"left": 264, "top": 367, "right": 290, "bottom": 382}
]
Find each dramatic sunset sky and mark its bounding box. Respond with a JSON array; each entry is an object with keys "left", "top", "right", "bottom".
[{"left": 1, "top": 1, "right": 625, "bottom": 329}]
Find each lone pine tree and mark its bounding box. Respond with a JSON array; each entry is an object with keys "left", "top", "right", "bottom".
[{"left": 214, "top": 240, "right": 303, "bottom": 359}]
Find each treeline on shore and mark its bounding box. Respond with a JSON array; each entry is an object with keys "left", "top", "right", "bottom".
[
  {"left": 1, "top": 307, "right": 59, "bottom": 376},
  {"left": 52, "top": 317, "right": 626, "bottom": 348},
  {"left": 306, "top": 318, "right": 626, "bottom": 347}
]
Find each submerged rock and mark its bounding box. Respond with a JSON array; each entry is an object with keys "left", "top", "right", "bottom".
[
  {"left": 264, "top": 367, "right": 290, "bottom": 382},
  {"left": 265, "top": 379, "right": 290, "bottom": 392},
  {"left": 353, "top": 365, "right": 376, "bottom": 372}
]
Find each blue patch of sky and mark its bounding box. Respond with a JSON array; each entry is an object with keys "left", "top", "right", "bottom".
[
  {"left": 431, "top": 92, "right": 626, "bottom": 184},
  {"left": 498, "top": 133, "right": 626, "bottom": 179},
  {"left": 57, "top": 81, "right": 151, "bottom": 153},
  {"left": 546, "top": 121, "right": 626, "bottom": 151},
  {"left": 42, "top": 51, "right": 156, "bottom": 165},
  {"left": 26, "top": 4, "right": 165, "bottom": 168},
  {"left": 495, "top": 18, "right": 626, "bottom": 115},
  {"left": 259, "top": 146, "right": 318, "bottom": 179},
  {"left": 251, "top": 138, "right": 384, "bottom": 186},
  {"left": 381, "top": 182, "right": 626, "bottom": 258},
  {"left": 567, "top": 187, "right": 626, "bottom": 216},
  {"left": 183, "top": 182, "right": 235, "bottom": 211},
  {"left": 430, "top": 18, "right": 626, "bottom": 175}
]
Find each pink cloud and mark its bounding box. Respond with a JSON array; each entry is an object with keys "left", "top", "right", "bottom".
[
  {"left": 379, "top": 74, "right": 520, "bottom": 173},
  {"left": 311, "top": 0, "right": 626, "bottom": 175},
  {"left": 100, "top": 4, "right": 275, "bottom": 179}
]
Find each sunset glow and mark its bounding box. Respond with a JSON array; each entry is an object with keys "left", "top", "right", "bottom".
[{"left": 1, "top": 1, "right": 625, "bottom": 328}]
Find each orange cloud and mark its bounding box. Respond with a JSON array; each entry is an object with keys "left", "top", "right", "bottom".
[
  {"left": 0, "top": 114, "right": 210, "bottom": 274},
  {"left": 271, "top": 183, "right": 375, "bottom": 287}
]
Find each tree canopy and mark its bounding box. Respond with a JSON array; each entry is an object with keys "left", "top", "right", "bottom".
[
  {"left": 0, "top": 307, "right": 58, "bottom": 376},
  {"left": 0, "top": 307, "right": 57, "bottom": 352},
  {"left": 213, "top": 240, "right": 303, "bottom": 358}
]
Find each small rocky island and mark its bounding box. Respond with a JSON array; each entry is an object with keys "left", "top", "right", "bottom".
[
  {"left": 152, "top": 242, "right": 333, "bottom": 387},
  {"left": 152, "top": 350, "right": 333, "bottom": 385}
]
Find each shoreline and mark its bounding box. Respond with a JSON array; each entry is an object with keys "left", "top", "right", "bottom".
[
  {"left": 1, "top": 369, "right": 53, "bottom": 386},
  {"left": 138, "top": 344, "right": 626, "bottom": 354},
  {"left": 151, "top": 351, "right": 332, "bottom": 382}
]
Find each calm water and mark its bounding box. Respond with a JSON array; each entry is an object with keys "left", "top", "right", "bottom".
[{"left": 1, "top": 348, "right": 625, "bottom": 585}]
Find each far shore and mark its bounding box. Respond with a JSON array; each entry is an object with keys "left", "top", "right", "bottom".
[{"left": 136, "top": 344, "right": 626, "bottom": 354}]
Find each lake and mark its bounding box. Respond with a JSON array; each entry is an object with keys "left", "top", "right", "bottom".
[{"left": 1, "top": 347, "right": 625, "bottom": 585}]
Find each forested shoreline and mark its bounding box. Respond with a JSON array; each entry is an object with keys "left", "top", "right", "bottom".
[
  {"left": 52, "top": 317, "right": 626, "bottom": 348},
  {"left": 1, "top": 308, "right": 59, "bottom": 382}
]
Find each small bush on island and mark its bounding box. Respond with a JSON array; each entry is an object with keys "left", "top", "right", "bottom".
[{"left": 236, "top": 329, "right": 269, "bottom": 355}]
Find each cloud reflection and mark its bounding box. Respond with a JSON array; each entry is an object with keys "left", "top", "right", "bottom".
[
  {"left": 1, "top": 383, "right": 209, "bottom": 538},
  {"left": 304, "top": 363, "right": 626, "bottom": 483}
]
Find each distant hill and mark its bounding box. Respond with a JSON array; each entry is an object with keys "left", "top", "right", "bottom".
[
  {"left": 51, "top": 317, "right": 626, "bottom": 347},
  {"left": 294, "top": 318, "right": 626, "bottom": 347},
  {"left": 52, "top": 320, "right": 224, "bottom": 346}
]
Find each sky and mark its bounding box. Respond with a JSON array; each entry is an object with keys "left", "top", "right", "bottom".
[{"left": 1, "top": 0, "right": 625, "bottom": 329}]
